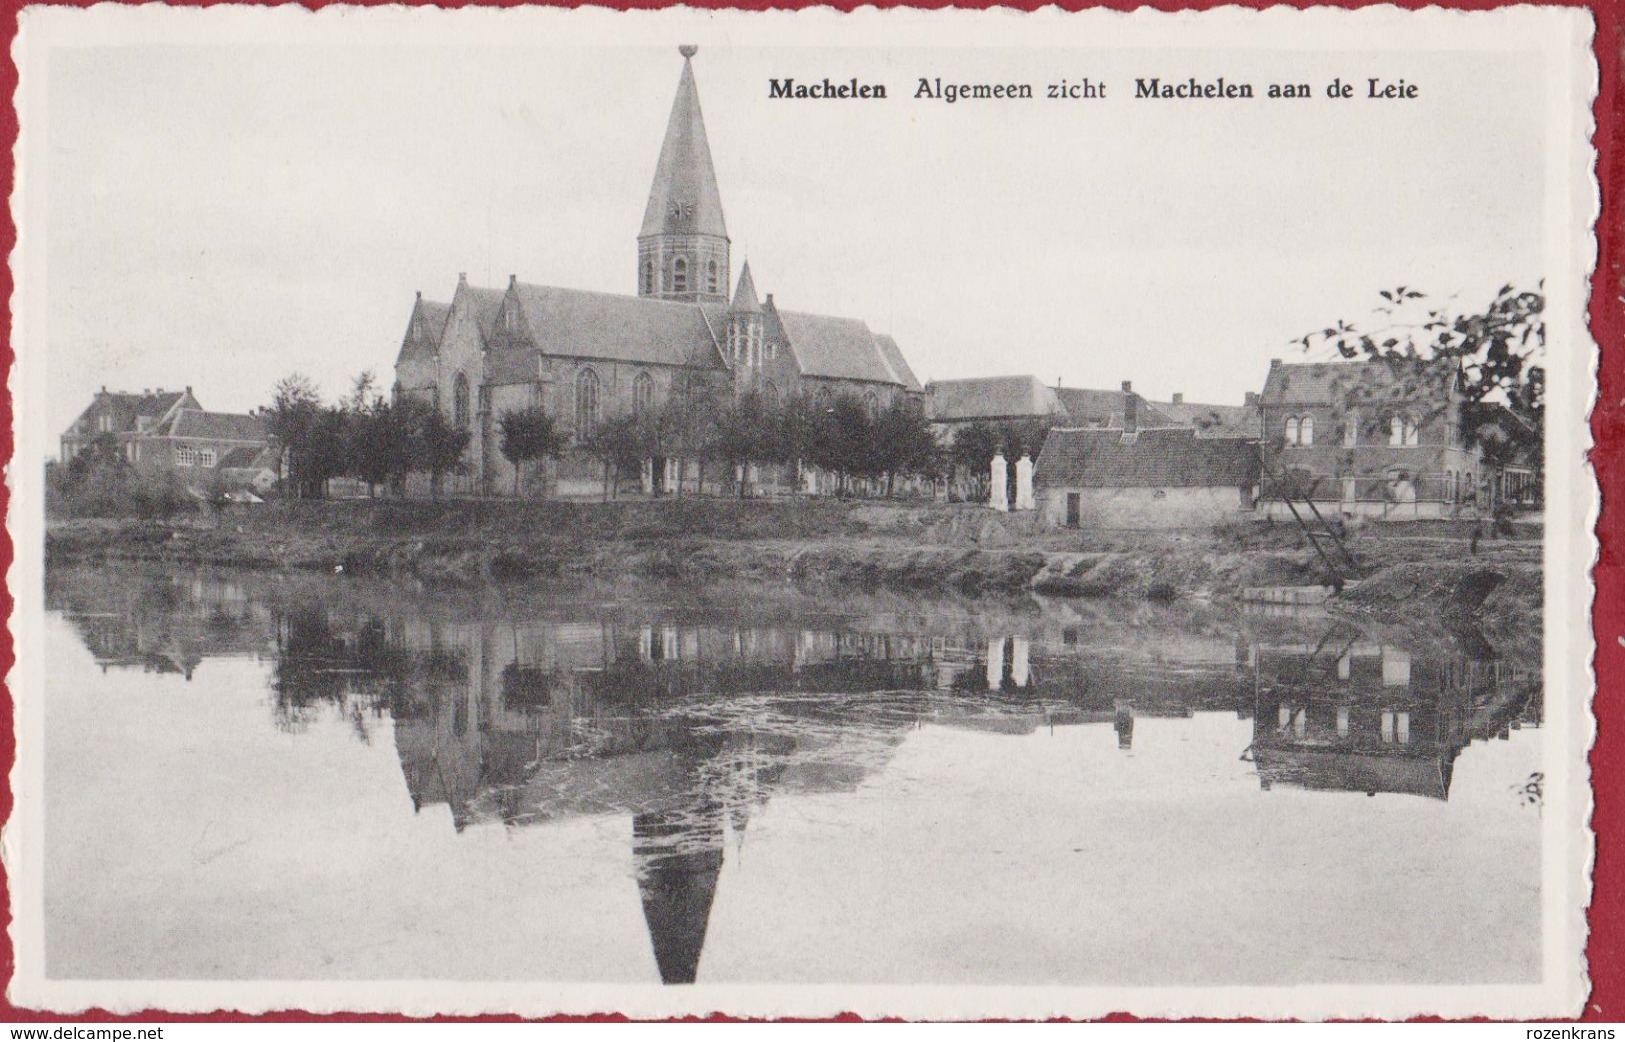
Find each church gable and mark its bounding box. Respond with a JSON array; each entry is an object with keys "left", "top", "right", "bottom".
[{"left": 394, "top": 293, "right": 452, "bottom": 369}]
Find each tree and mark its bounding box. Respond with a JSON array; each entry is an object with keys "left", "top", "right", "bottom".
[
  {"left": 411, "top": 407, "right": 470, "bottom": 497},
  {"left": 660, "top": 374, "right": 727, "bottom": 496},
  {"left": 579, "top": 411, "right": 649, "bottom": 500},
  {"left": 1297, "top": 284, "right": 1545, "bottom": 473},
  {"left": 498, "top": 405, "right": 568, "bottom": 495},
  {"left": 772, "top": 392, "right": 822, "bottom": 494},
  {"left": 872, "top": 397, "right": 941, "bottom": 495},
  {"left": 808, "top": 392, "right": 874, "bottom": 497},
  {"left": 709, "top": 389, "right": 776, "bottom": 498},
  {"left": 948, "top": 422, "right": 1001, "bottom": 501},
  {"left": 264, "top": 374, "right": 329, "bottom": 499}
]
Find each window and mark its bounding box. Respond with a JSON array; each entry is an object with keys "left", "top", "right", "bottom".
[
  {"left": 642, "top": 261, "right": 654, "bottom": 295},
  {"left": 174, "top": 446, "right": 196, "bottom": 467},
  {"left": 864, "top": 391, "right": 880, "bottom": 417},
  {"left": 1390, "top": 415, "right": 1419, "bottom": 446},
  {"left": 1284, "top": 417, "right": 1300, "bottom": 445},
  {"left": 503, "top": 300, "right": 518, "bottom": 334},
  {"left": 453, "top": 373, "right": 470, "bottom": 428},
  {"left": 763, "top": 380, "right": 779, "bottom": 406},
  {"left": 672, "top": 258, "right": 687, "bottom": 294},
  {"left": 707, "top": 260, "right": 718, "bottom": 294},
  {"left": 767, "top": 340, "right": 777, "bottom": 361},
  {"left": 98, "top": 414, "right": 113, "bottom": 433},
  {"left": 412, "top": 316, "right": 423, "bottom": 339},
  {"left": 1299, "top": 416, "right": 1314, "bottom": 446},
  {"left": 1343, "top": 412, "right": 1359, "bottom": 447},
  {"left": 575, "top": 368, "right": 601, "bottom": 435},
  {"left": 633, "top": 371, "right": 656, "bottom": 417},
  {"left": 816, "top": 387, "right": 833, "bottom": 411}
]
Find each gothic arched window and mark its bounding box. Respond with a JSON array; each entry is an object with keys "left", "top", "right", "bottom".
[
  {"left": 575, "top": 368, "right": 601, "bottom": 435},
  {"left": 763, "top": 380, "right": 779, "bottom": 406},
  {"left": 453, "top": 373, "right": 470, "bottom": 428},
  {"left": 1298, "top": 415, "right": 1314, "bottom": 446},
  {"left": 707, "top": 260, "right": 718, "bottom": 294},
  {"left": 1284, "top": 417, "right": 1300, "bottom": 445},
  {"left": 633, "top": 371, "right": 656, "bottom": 417},
  {"left": 816, "top": 387, "right": 833, "bottom": 411},
  {"left": 672, "top": 258, "right": 688, "bottom": 294},
  {"left": 864, "top": 391, "right": 880, "bottom": 418}
]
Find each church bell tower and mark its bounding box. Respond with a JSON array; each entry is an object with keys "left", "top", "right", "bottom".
[{"left": 638, "top": 46, "right": 730, "bottom": 304}]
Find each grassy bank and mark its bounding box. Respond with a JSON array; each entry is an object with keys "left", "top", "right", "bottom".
[{"left": 45, "top": 498, "right": 1542, "bottom": 617}]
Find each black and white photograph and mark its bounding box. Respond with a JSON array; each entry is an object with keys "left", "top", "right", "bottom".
[{"left": 4, "top": 4, "right": 1598, "bottom": 1020}]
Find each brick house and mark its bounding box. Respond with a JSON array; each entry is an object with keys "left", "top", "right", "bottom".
[
  {"left": 60, "top": 387, "right": 200, "bottom": 467},
  {"left": 393, "top": 49, "right": 922, "bottom": 498},
  {"left": 60, "top": 388, "right": 272, "bottom": 495},
  {"left": 1257, "top": 358, "right": 1485, "bottom": 520}
]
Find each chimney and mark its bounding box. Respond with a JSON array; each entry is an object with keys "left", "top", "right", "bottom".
[
  {"left": 415, "top": 290, "right": 422, "bottom": 301},
  {"left": 1123, "top": 382, "right": 1138, "bottom": 434},
  {"left": 185, "top": 385, "right": 192, "bottom": 395},
  {"left": 764, "top": 293, "right": 774, "bottom": 308},
  {"left": 1121, "top": 380, "right": 1132, "bottom": 393},
  {"left": 457, "top": 272, "right": 468, "bottom": 286},
  {"left": 1171, "top": 392, "right": 1183, "bottom": 405},
  {"left": 1245, "top": 391, "right": 1259, "bottom": 407},
  {"left": 1270, "top": 358, "right": 1282, "bottom": 368},
  {"left": 508, "top": 273, "right": 517, "bottom": 287}
]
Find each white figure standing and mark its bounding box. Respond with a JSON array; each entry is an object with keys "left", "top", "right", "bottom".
[
  {"left": 989, "top": 451, "right": 1009, "bottom": 512},
  {"left": 1014, "top": 453, "right": 1035, "bottom": 511}
]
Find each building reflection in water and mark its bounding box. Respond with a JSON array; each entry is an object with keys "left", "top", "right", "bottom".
[
  {"left": 1245, "top": 623, "right": 1541, "bottom": 799},
  {"left": 46, "top": 566, "right": 1542, "bottom": 983}
]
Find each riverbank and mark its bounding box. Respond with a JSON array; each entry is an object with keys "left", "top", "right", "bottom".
[{"left": 45, "top": 498, "right": 1542, "bottom": 631}]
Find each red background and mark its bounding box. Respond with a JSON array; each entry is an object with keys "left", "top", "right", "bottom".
[{"left": 0, "top": 0, "right": 1616, "bottom": 1024}]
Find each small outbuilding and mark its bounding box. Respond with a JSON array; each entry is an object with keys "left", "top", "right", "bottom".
[{"left": 1035, "top": 426, "right": 1260, "bottom": 529}]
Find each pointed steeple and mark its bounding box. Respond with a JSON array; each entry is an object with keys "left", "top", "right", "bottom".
[
  {"left": 637, "top": 47, "right": 730, "bottom": 303},
  {"left": 730, "top": 261, "right": 761, "bottom": 313}
]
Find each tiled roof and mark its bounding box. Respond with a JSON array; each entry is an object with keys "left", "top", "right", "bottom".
[
  {"left": 1035, "top": 427, "right": 1259, "bottom": 489},
  {"left": 71, "top": 390, "right": 192, "bottom": 436},
  {"left": 777, "top": 310, "right": 901, "bottom": 385},
  {"left": 511, "top": 282, "right": 725, "bottom": 369},
  {"left": 1053, "top": 387, "right": 1177, "bottom": 429},
  {"left": 639, "top": 57, "right": 728, "bottom": 241},
  {"left": 216, "top": 446, "right": 263, "bottom": 469},
  {"left": 166, "top": 409, "right": 267, "bottom": 442},
  {"left": 874, "top": 334, "right": 922, "bottom": 392},
  {"left": 927, "top": 376, "right": 1064, "bottom": 422},
  {"left": 1258, "top": 359, "right": 1460, "bottom": 407},
  {"left": 1148, "top": 399, "right": 1262, "bottom": 438}
]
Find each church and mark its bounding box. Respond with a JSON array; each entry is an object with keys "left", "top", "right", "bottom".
[{"left": 393, "top": 47, "right": 923, "bottom": 497}]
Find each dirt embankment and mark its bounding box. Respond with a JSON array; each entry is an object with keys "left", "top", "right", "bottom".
[
  {"left": 45, "top": 499, "right": 1541, "bottom": 618},
  {"left": 1333, "top": 560, "right": 1544, "bottom": 666}
]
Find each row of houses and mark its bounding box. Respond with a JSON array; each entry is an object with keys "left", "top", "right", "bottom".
[{"left": 927, "top": 359, "right": 1538, "bottom": 529}]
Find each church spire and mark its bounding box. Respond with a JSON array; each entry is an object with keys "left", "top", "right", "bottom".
[
  {"left": 638, "top": 47, "right": 730, "bottom": 303},
  {"left": 729, "top": 260, "right": 761, "bottom": 313}
]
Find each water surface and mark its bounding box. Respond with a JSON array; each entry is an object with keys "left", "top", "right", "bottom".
[{"left": 44, "top": 565, "right": 1542, "bottom": 985}]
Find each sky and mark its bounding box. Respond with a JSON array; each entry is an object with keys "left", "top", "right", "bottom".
[{"left": 38, "top": 25, "right": 1549, "bottom": 437}]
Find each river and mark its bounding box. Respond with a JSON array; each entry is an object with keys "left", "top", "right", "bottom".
[{"left": 41, "top": 563, "right": 1542, "bottom": 986}]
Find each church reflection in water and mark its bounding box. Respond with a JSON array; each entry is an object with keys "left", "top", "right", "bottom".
[{"left": 47, "top": 567, "right": 1542, "bottom": 985}]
